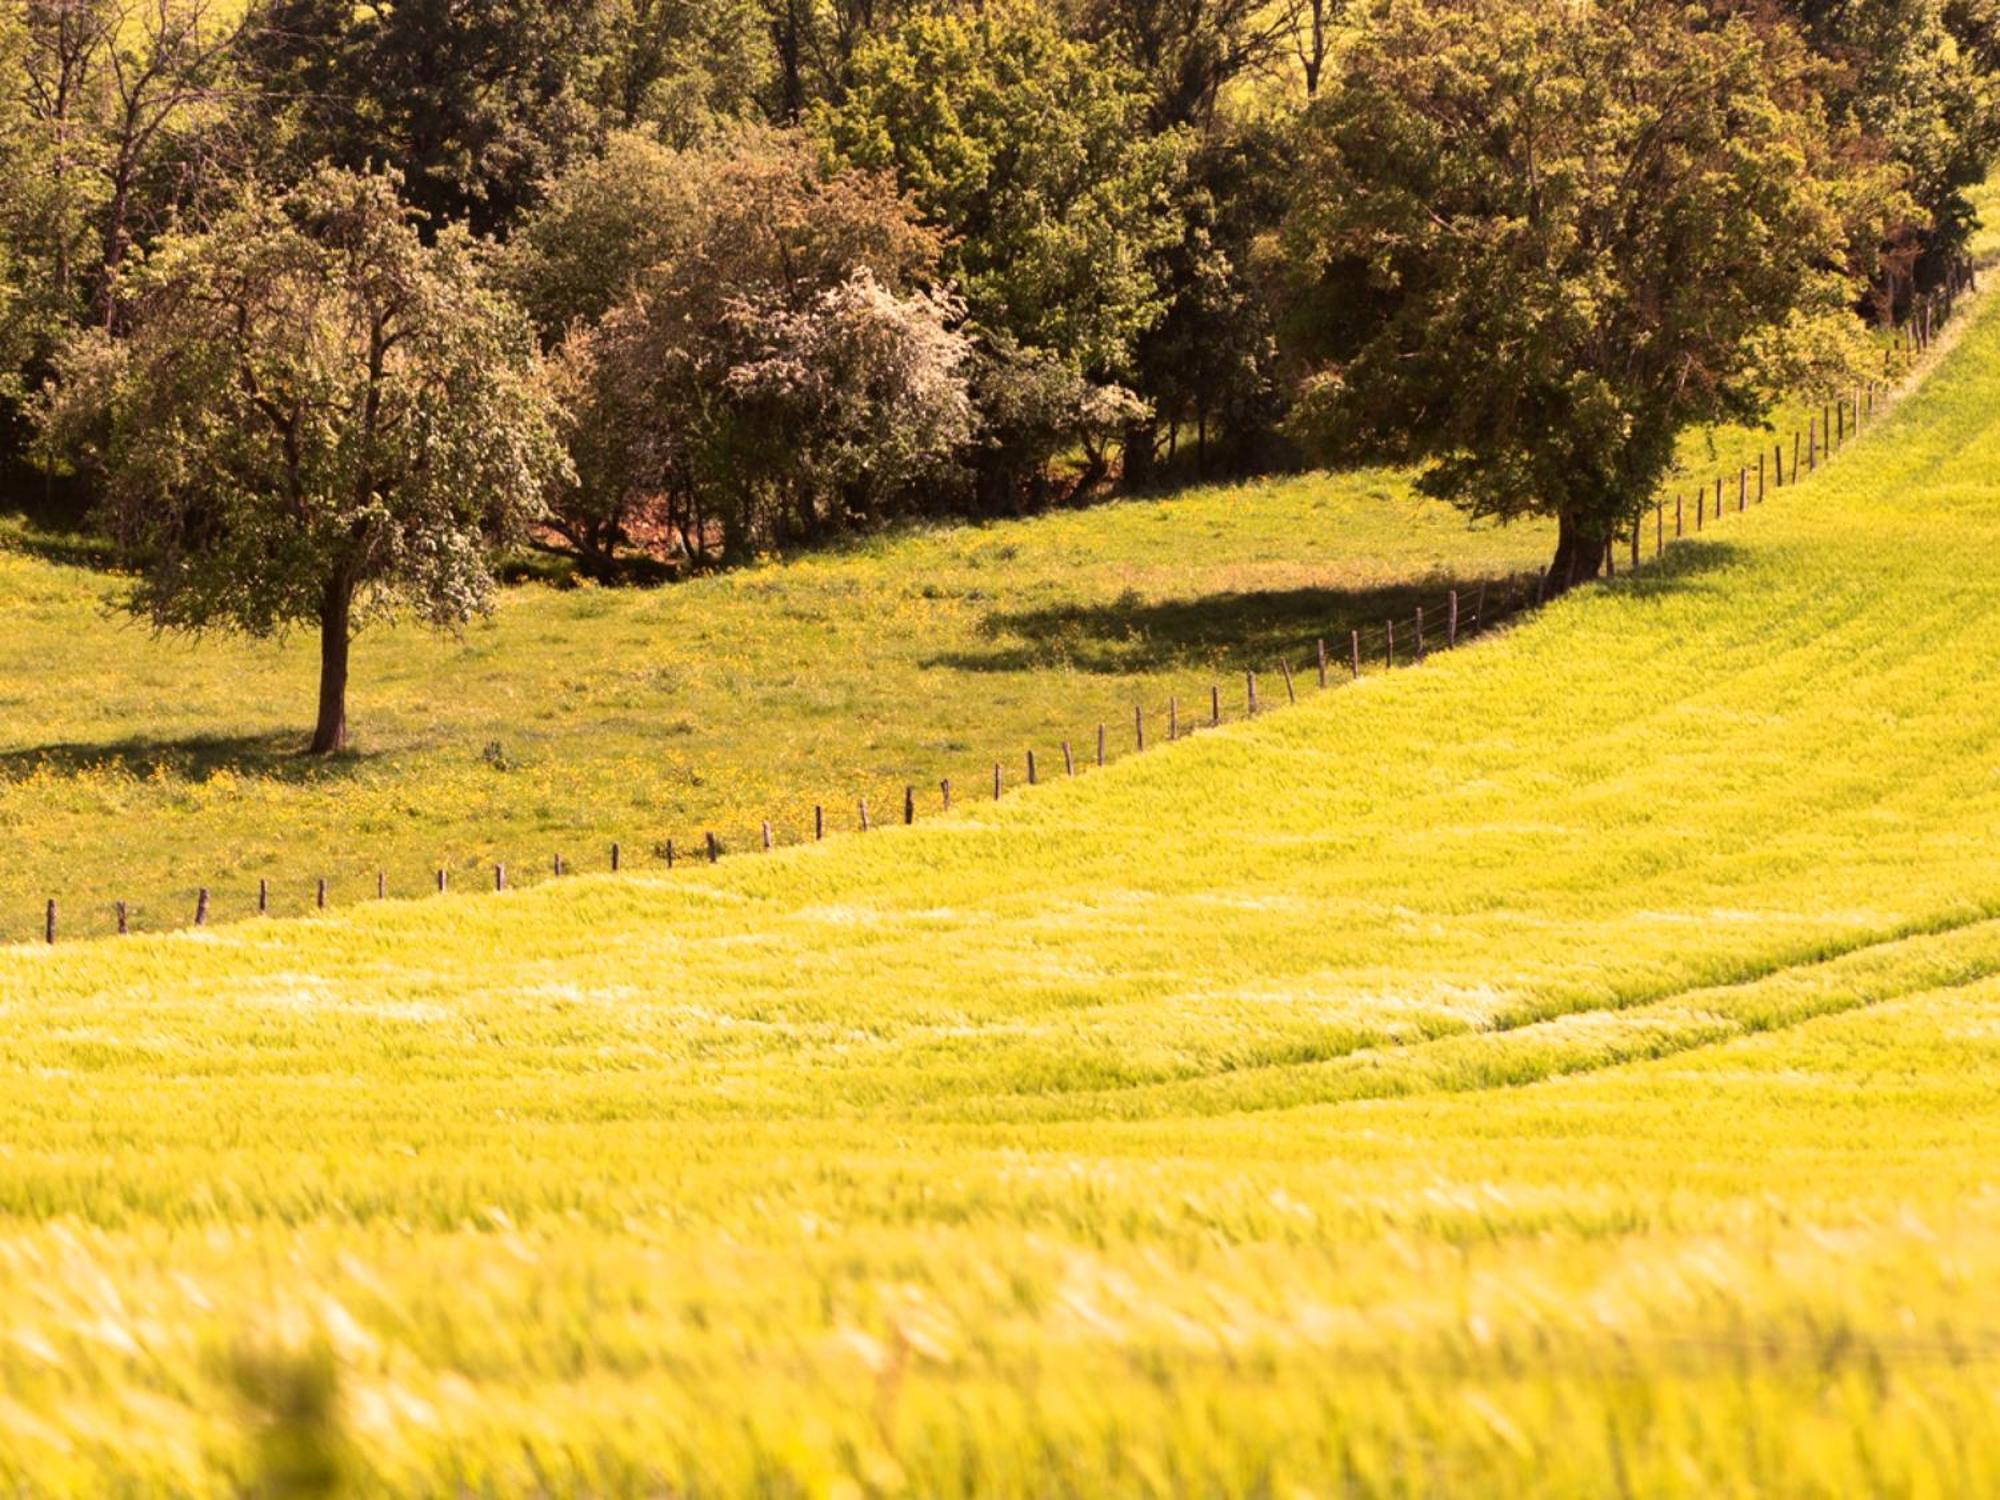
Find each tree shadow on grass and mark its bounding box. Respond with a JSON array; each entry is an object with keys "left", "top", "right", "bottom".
[
  {"left": 0, "top": 731, "right": 375, "bottom": 785},
  {"left": 924, "top": 542, "right": 1743, "bottom": 675},
  {"left": 928, "top": 572, "right": 1536, "bottom": 675}
]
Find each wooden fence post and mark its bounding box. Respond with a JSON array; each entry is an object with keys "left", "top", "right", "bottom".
[
  {"left": 860, "top": 797, "right": 871, "bottom": 831},
  {"left": 1168, "top": 697, "right": 1178, "bottom": 741},
  {"left": 905, "top": 785, "right": 915, "bottom": 823},
  {"left": 666, "top": 840, "right": 675, "bottom": 869},
  {"left": 1098, "top": 723, "right": 1107, "bottom": 766},
  {"left": 1386, "top": 620, "right": 1395, "bottom": 668},
  {"left": 706, "top": 832, "right": 719, "bottom": 863},
  {"left": 44, "top": 899, "right": 54, "bottom": 945},
  {"left": 1317, "top": 638, "right": 1329, "bottom": 688},
  {"left": 993, "top": 762, "right": 1003, "bottom": 801},
  {"left": 495, "top": 864, "right": 506, "bottom": 891},
  {"left": 814, "top": 804, "right": 825, "bottom": 841},
  {"left": 1794, "top": 429, "right": 1802, "bottom": 476},
  {"left": 116, "top": 900, "right": 128, "bottom": 935},
  {"left": 763, "top": 821, "right": 774, "bottom": 850},
  {"left": 1758, "top": 453, "right": 1765, "bottom": 502},
  {"left": 1246, "top": 671, "right": 1259, "bottom": 715},
  {"left": 1448, "top": 591, "right": 1460, "bottom": 647},
  {"left": 1061, "top": 741, "right": 1074, "bottom": 776},
  {"left": 1676, "top": 493, "right": 1683, "bottom": 537},
  {"left": 611, "top": 843, "right": 621, "bottom": 872},
  {"left": 436, "top": 869, "right": 447, "bottom": 893},
  {"left": 1283, "top": 662, "right": 1297, "bottom": 703},
  {"left": 259, "top": 877, "right": 269, "bottom": 914},
  {"left": 1415, "top": 606, "right": 1427, "bottom": 657},
  {"left": 1210, "top": 685, "right": 1221, "bottom": 725},
  {"left": 1026, "top": 750, "right": 1037, "bottom": 786},
  {"left": 317, "top": 878, "right": 327, "bottom": 910},
  {"left": 1350, "top": 629, "right": 1362, "bottom": 680},
  {"left": 377, "top": 871, "right": 386, "bottom": 900},
  {"left": 197, "top": 887, "right": 210, "bottom": 925},
  {"left": 1134, "top": 704, "right": 1145, "bottom": 750},
  {"left": 1737, "top": 468, "right": 1746, "bottom": 513},
  {"left": 941, "top": 778, "right": 952, "bottom": 810}
]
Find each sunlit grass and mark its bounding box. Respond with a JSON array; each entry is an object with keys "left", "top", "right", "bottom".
[
  {"left": 0, "top": 468, "right": 1561, "bottom": 943},
  {"left": 0, "top": 283, "right": 1995, "bottom": 1490}
]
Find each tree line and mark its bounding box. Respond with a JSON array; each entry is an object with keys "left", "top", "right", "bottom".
[{"left": 2, "top": 0, "right": 1995, "bottom": 752}]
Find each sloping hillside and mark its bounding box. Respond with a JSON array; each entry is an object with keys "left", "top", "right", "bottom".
[{"left": 3, "top": 300, "right": 2000, "bottom": 1492}]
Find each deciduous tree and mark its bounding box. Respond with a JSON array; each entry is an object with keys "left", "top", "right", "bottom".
[
  {"left": 1285, "top": 0, "right": 1888, "bottom": 591},
  {"left": 43, "top": 168, "right": 564, "bottom": 752}
]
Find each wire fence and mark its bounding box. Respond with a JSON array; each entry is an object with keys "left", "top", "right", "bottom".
[{"left": 25, "top": 260, "right": 1978, "bottom": 948}]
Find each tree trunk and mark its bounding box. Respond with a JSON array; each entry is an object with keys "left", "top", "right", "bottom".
[
  {"left": 1545, "top": 512, "right": 1607, "bottom": 598},
  {"left": 1121, "top": 419, "right": 1157, "bottom": 491},
  {"left": 308, "top": 575, "right": 354, "bottom": 756}
]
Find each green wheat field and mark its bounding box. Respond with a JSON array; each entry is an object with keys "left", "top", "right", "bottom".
[{"left": 4, "top": 222, "right": 2000, "bottom": 1500}]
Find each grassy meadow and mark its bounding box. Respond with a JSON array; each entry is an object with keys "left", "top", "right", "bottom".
[
  {"left": 0, "top": 272, "right": 1995, "bottom": 1489},
  {"left": 1, "top": 468, "right": 1563, "bottom": 944},
  {"left": 0, "top": 371, "right": 1879, "bottom": 947}
]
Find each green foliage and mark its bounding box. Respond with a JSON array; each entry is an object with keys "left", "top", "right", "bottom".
[
  {"left": 1284, "top": 0, "right": 1882, "bottom": 584},
  {"left": 40, "top": 167, "right": 565, "bottom": 748},
  {"left": 1786, "top": 0, "right": 2000, "bottom": 277},
  {"left": 817, "top": 2, "right": 1188, "bottom": 383}
]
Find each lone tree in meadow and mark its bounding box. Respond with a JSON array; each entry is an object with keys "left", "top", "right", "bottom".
[
  {"left": 46, "top": 168, "right": 565, "bottom": 753},
  {"left": 1284, "top": 0, "right": 1893, "bottom": 591}
]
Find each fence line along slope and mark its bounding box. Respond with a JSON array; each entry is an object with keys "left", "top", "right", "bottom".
[{"left": 6, "top": 308, "right": 2000, "bottom": 1490}]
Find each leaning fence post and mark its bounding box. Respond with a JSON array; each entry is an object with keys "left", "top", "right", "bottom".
[
  {"left": 1281, "top": 661, "right": 1296, "bottom": 703},
  {"left": 860, "top": 797, "right": 871, "bottom": 831},
  {"left": 1062, "top": 742, "right": 1074, "bottom": 776}
]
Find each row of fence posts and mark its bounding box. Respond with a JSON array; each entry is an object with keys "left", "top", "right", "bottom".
[{"left": 30, "top": 273, "right": 1974, "bottom": 946}]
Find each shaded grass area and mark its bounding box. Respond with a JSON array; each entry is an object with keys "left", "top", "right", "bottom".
[{"left": 0, "top": 285, "right": 1997, "bottom": 1492}]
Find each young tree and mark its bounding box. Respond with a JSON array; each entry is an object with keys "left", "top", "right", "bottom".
[
  {"left": 1285, "top": 0, "right": 1886, "bottom": 591},
  {"left": 43, "top": 168, "right": 564, "bottom": 752}
]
